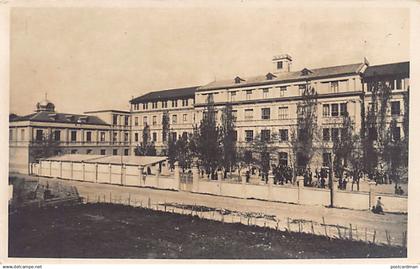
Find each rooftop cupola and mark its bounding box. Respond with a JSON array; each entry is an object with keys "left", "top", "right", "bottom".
[
  {"left": 35, "top": 94, "right": 55, "bottom": 112},
  {"left": 272, "top": 54, "right": 292, "bottom": 73}
]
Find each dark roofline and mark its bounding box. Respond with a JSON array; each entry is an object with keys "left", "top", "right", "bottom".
[
  {"left": 363, "top": 61, "right": 409, "bottom": 79},
  {"left": 130, "top": 86, "right": 199, "bottom": 104},
  {"left": 84, "top": 109, "right": 130, "bottom": 114},
  {"left": 10, "top": 111, "right": 110, "bottom": 126},
  {"left": 197, "top": 63, "right": 365, "bottom": 92}
]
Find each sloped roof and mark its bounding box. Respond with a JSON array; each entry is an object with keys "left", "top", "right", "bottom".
[
  {"left": 10, "top": 111, "right": 109, "bottom": 126},
  {"left": 130, "top": 86, "right": 199, "bottom": 104},
  {"left": 364, "top": 61, "right": 409, "bottom": 78},
  {"left": 198, "top": 63, "right": 365, "bottom": 91}
]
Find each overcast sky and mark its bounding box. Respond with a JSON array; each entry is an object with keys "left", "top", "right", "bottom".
[{"left": 9, "top": 5, "right": 409, "bottom": 115}]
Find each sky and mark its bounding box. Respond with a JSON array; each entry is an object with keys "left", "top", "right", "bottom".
[{"left": 9, "top": 5, "right": 409, "bottom": 115}]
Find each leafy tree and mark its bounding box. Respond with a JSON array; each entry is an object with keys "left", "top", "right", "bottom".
[
  {"left": 30, "top": 132, "right": 61, "bottom": 163},
  {"left": 161, "top": 110, "right": 170, "bottom": 154},
  {"left": 174, "top": 133, "right": 194, "bottom": 171},
  {"left": 167, "top": 136, "right": 177, "bottom": 169},
  {"left": 382, "top": 119, "right": 406, "bottom": 189},
  {"left": 220, "top": 103, "right": 237, "bottom": 177},
  {"left": 348, "top": 134, "right": 364, "bottom": 191},
  {"left": 134, "top": 123, "right": 156, "bottom": 156},
  {"left": 332, "top": 112, "right": 353, "bottom": 185},
  {"left": 290, "top": 85, "right": 318, "bottom": 178},
  {"left": 196, "top": 95, "right": 222, "bottom": 179},
  {"left": 248, "top": 131, "right": 278, "bottom": 181}
]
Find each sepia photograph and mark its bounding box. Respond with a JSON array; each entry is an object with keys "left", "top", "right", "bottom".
[{"left": 2, "top": 0, "right": 419, "bottom": 265}]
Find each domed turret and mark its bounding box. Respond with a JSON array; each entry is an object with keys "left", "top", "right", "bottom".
[{"left": 36, "top": 98, "right": 55, "bottom": 112}]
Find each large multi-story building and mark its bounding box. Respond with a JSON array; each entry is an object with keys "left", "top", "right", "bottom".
[
  {"left": 9, "top": 54, "right": 409, "bottom": 174},
  {"left": 9, "top": 100, "right": 131, "bottom": 173},
  {"left": 130, "top": 55, "right": 409, "bottom": 169}
]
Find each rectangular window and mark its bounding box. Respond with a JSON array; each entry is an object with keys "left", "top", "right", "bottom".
[
  {"left": 323, "top": 153, "right": 332, "bottom": 167},
  {"left": 230, "top": 91, "right": 237, "bottom": 102},
  {"left": 71, "top": 130, "right": 77, "bottom": 142},
  {"left": 113, "top": 149, "right": 118, "bottom": 155},
  {"left": 152, "top": 115, "right": 157, "bottom": 125},
  {"left": 36, "top": 130, "right": 43, "bottom": 141},
  {"left": 134, "top": 117, "right": 138, "bottom": 126},
  {"left": 162, "top": 101, "right": 168, "bottom": 108},
  {"left": 143, "top": 116, "right": 147, "bottom": 126},
  {"left": 261, "top": 130, "right": 271, "bottom": 142},
  {"left": 152, "top": 132, "right": 157, "bottom": 142},
  {"left": 100, "top": 149, "right": 106, "bottom": 155},
  {"left": 368, "top": 127, "right": 377, "bottom": 141},
  {"left": 183, "top": 114, "right": 188, "bottom": 122},
  {"left": 232, "top": 110, "right": 237, "bottom": 122},
  {"left": 387, "top": 80, "right": 395, "bottom": 90},
  {"left": 262, "top": 88, "right": 269, "bottom": 99},
  {"left": 100, "top": 132, "right": 106, "bottom": 142},
  {"left": 233, "top": 130, "right": 238, "bottom": 141},
  {"left": 86, "top": 131, "right": 92, "bottom": 142},
  {"left": 246, "top": 90, "right": 252, "bottom": 100},
  {"left": 71, "top": 149, "right": 78, "bottom": 154},
  {"left": 172, "top": 114, "right": 177, "bottom": 124},
  {"left": 152, "top": 102, "right": 158, "bottom": 109},
  {"left": 163, "top": 131, "right": 167, "bottom": 142},
  {"left": 134, "top": 133, "right": 139, "bottom": 142},
  {"left": 331, "top": 81, "right": 339, "bottom": 93},
  {"left": 143, "top": 103, "right": 148, "bottom": 110},
  {"left": 396, "top": 79, "right": 402, "bottom": 90},
  {"left": 279, "top": 129, "right": 288, "bottom": 141},
  {"left": 124, "top": 149, "right": 129, "bottom": 156},
  {"left": 171, "top": 132, "right": 177, "bottom": 141},
  {"left": 124, "top": 132, "right": 129, "bottom": 142},
  {"left": 278, "top": 107, "right": 288, "bottom": 119},
  {"left": 245, "top": 130, "right": 254, "bottom": 142},
  {"left": 113, "top": 114, "right": 118, "bottom": 125},
  {"left": 279, "top": 86, "right": 287, "bottom": 97},
  {"left": 261, "top": 108, "right": 270, "bottom": 120},
  {"left": 391, "top": 101, "right": 400, "bottom": 116},
  {"left": 279, "top": 152, "right": 288, "bottom": 166},
  {"left": 113, "top": 132, "right": 118, "bottom": 143},
  {"left": 340, "top": 103, "right": 347, "bottom": 116},
  {"left": 53, "top": 130, "right": 61, "bottom": 141},
  {"left": 323, "top": 104, "right": 330, "bottom": 117},
  {"left": 124, "top": 116, "right": 129, "bottom": 126},
  {"left": 277, "top": 61, "right": 283, "bottom": 69},
  {"left": 86, "top": 149, "right": 92, "bottom": 154},
  {"left": 298, "top": 84, "right": 306, "bottom": 95},
  {"left": 331, "top": 104, "right": 339, "bottom": 117},
  {"left": 245, "top": 109, "right": 253, "bottom": 120},
  {"left": 323, "top": 128, "right": 330, "bottom": 141},
  {"left": 393, "top": 126, "right": 401, "bottom": 141},
  {"left": 332, "top": 128, "right": 340, "bottom": 141},
  {"left": 172, "top": 100, "right": 178, "bottom": 108},
  {"left": 21, "top": 129, "right": 25, "bottom": 141}
]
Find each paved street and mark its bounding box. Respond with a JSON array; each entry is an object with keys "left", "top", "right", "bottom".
[{"left": 15, "top": 173, "right": 407, "bottom": 246}]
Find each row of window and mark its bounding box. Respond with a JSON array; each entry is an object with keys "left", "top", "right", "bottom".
[
  {"left": 134, "top": 114, "right": 190, "bottom": 126},
  {"left": 368, "top": 101, "right": 401, "bottom": 116},
  {"left": 68, "top": 148, "right": 130, "bottom": 156},
  {"left": 133, "top": 99, "right": 191, "bottom": 111},
  {"left": 33, "top": 129, "right": 129, "bottom": 143},
  {"left": 366, "top": 79, "right": 405, "bottom": 92},
  {"left": 112, "top": 114, "right": 130, "bottom": 126},
  {"left": 244, "top": 129, "right": 289, "bottom": 142},
  {"left": 212, "top": 80, "right": 349, "bottom": 103}
]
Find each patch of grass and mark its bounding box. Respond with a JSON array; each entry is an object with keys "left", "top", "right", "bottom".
[{"left": 9, "top": 203, "right": 406, "bottom": 259}]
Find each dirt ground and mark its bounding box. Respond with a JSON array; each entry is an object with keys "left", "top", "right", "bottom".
[{"left": 9, "top": 203, "right": 406, "bottom": 259}]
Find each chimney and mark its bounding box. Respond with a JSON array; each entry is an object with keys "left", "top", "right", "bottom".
[{"left": 272, "top": 54, "right": 292, "bottom": 73}]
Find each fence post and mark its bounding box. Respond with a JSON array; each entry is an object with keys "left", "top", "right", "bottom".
[
  {"left": 297, "top": 176, "right": 304, "bottom": 204},
  {"left": 59, "top": 161, "right": 63, "bottom": 178},
  {"left": 192, "top": 165, "right": 199, "bottom": 192},
  {"left": 174, "top": 162, "right": 180, "bottom": 190},
  {"left": 322, "top": 217, "right": 328, "bottom": 237},
  {"left": 368, "top": 181, "right": 376, "bottom": 210},
  {"left": 109, "top": 163, "right": 112, "bottom": 184},
  {"left": 82, "top": 161, "right": 85, "bottom": 181},
  {"left": 95, "top": 163, "right": 98, "bottom": 183}
]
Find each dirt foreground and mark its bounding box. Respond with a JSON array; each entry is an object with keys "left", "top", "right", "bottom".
[{"left": 9, "top": 203, "right": 406, "bottom": 259}]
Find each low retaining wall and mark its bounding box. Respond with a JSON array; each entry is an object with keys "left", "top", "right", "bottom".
[
  {"left": 192, "top": 178, "right": 407, "bottom": 213},
  {"left": 32, "top": 160, "right": 179, "bottom": 191},
  {"left": 31, "top": 160, "right": 407, "bottom": 213}
]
